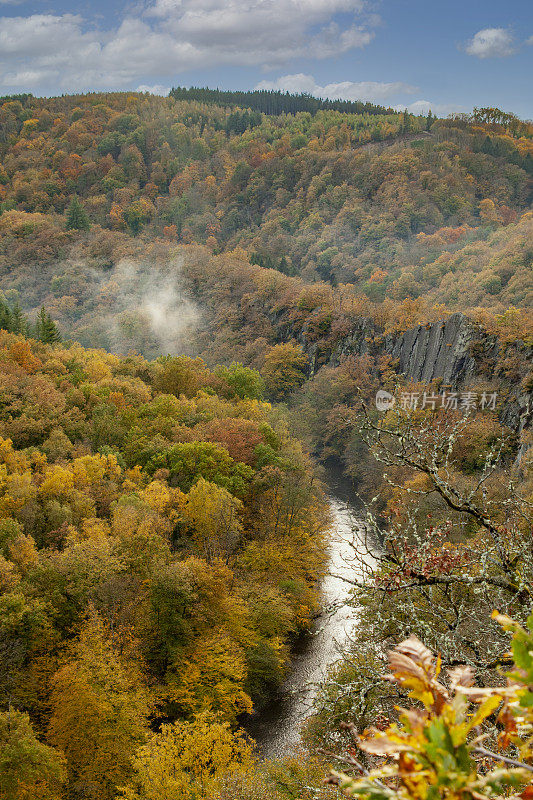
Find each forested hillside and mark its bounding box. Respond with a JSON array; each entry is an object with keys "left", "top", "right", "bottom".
[
  {"left": 0, "top": 330, "right": 332, "bottom": 798},
  {"left": 0, "top": 91, "right": 531, "bottom": 315},
  {"left": 0, "top": 88, "right": 531, "bottom": 533},
  {"left": 1, "top": 90, "right": 533, "bottom": 799}
]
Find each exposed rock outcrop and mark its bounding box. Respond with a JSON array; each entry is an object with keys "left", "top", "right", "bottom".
[{"left": 299, "top": 312, "right": 532, "bottom": 438}]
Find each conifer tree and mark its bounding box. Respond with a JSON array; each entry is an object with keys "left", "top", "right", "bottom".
[
  {"left": 0, "top": 300, "right": 12, "bottom": 332},
  {"left": 402, "top": 108, "right": 412, "bottom": 133},
  {"left": 66, "top": 196, "right": 90, "bottom": 231},
  {"left": 0, "top": 299, "right": 28, "bottom": 334},
  {"left": 10, "top": 302, "right": 25, "bottom": 334},
  {"left": 35, "top": 307, "right": 61, "bottom": 344}
]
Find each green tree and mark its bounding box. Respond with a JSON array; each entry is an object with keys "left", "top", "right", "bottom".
[
  {"left": 123, "top": 201, "right": 151, "bottom": 235},
  {"left": 0, "top": 709, "right": 65, "bottom": 800},
  {"left": 153, "top": 440, "right": 253, "bottom": 496},
  {"left": 0, "top": 299, "right": 12, "bottom": 332},
  {"left": 66, "top": 196, "right": 90, "bottom": 231},
  {"left": 35, "top": 308, "right": 61, "bottom": 344},
  {"left": 0, "top": 297, "right": 26, "bottom": 334},
  {"left": 216, "top": 362, "right": 265, "bottom": 400},
  {"left": 10, "top": 302, "right": 26, "bottom": 334}
]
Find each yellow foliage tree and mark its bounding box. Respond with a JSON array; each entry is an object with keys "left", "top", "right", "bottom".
[
  {"left": 118, "top": 713, "right": 254, "bottom": 800},
  {"left": 261, "top": 342, "right": 308, "bottom": 400},
  {"left": 183, "top": 477, "right": 243, "bottom": 562},
  {"left": 167, "top": 631, "right": 253, "bottom": 722},
  {"left": 0, "top": 709, "right": 65, "bottom": 800},
  {"left": 48, "top": 609, "right": 150, "bottom": 800}
]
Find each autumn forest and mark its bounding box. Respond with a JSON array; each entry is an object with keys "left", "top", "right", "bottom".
[{"left": 0, "top": 88, "right": 532, "bottom": 800}]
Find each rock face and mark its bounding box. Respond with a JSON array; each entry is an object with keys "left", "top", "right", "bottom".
[
  {"left": 301, "top": 312, "right": 532, "bottom": 438},
  {"left": 386, "top": 313, "right": 477, "bottom": 386}
]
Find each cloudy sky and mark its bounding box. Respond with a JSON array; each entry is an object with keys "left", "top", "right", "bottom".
[{"left": 0, "top": 0, "right": 531, "bottom": 117}]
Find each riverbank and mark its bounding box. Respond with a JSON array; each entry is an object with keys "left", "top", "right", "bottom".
[{"left": 245, "top": 476, "right": 378, "bottom": 758}]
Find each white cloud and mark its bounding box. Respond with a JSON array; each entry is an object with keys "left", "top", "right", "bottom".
[
  {"left": 0, "top": 1, "right": 378, "bottom": 93},
  {"left": 308, "top": 22, "right": 374, "bottom": 58},
  {"left": 465, "top": 27, "right": 516, "bottom": 58},
  {"left": 146, "top": 0, "right": 374, "bottom": 67},
  {"left": 137, "top": 84, "right": 170, "bottom": 96},
  {"left": 394, "top": 100, "right": 465, "bottom": 117},
  {"left": 255, "top": 73, "right": 417, "bottom": 104},
  {"left": 0, "top": 15, "right": 99, "bottom": 88}
]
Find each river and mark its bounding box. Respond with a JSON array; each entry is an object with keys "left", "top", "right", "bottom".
[{"left": 246, "top": 476, "right": 378, "bottom": 759}]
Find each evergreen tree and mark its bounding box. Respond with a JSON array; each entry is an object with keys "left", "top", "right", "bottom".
[
  {"left": 10, "top": 302, "right": 25, "bottom": 334},
  {"left": 35, "top": 307, "right": 61, "bottom": 344},
  {"left": 0, "top": 299, "right": 29, "bottom": 334},
  {"left": 66, "top": 196, "right": 90, "bottom": 231},
  {"left": 0, "top": 300, "right": 12, "bottom": 332},
  {"left": 402, "top": 109, "right": 412, "bottom": 133},
  {"left": 169, "top": 85, "right": 392, "bottom": 117}
]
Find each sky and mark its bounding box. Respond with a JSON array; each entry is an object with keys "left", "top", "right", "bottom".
[{"left": 0, "top": 0, "right": 532, "bottom": 118}]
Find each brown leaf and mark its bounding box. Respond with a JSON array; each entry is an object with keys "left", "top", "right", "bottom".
[
  {"left": 387, "top": 636, "right": 449, "bottom": 711},
  {"left": 497, "top": 703, "right": 518, "bottom": 749},
  {"left": 388, "top": 651, "right": 429, "bottom": 684},
  {"left": 402, "top": 707, "right": 428, "bottom": 732},
  {"left": 460, "top": 685, "right": 511, "bottom": 702},
  {"left": 448, "top": 665, "right": 475, "bottom": 690},
  {"left": 395, "top": 635, "right": 435, "bottom": 672},
  {"left": 359, "top": 732, "right": 410, "bottom": 756}
]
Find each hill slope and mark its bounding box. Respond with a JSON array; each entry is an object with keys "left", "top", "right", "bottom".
[{"left": 0, "top": 91, "right": 531, "bottom": 315}]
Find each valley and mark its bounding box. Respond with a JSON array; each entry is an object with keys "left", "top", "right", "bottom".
[{"left": 0, "top": 88, "right": 532, "bottom": 799}]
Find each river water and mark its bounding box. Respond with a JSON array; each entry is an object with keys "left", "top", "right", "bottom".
[{"left": 246, "top": 480, "right": 378, "bottom": 759}]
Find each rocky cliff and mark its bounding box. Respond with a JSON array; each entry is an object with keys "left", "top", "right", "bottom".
[{"left": 300, "top": 312, "right": 532, "bottom": 441}]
